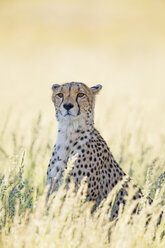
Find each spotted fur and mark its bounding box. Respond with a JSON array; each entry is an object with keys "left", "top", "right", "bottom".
[{"left": 46, "top": 82, "right": 143, "bottom": 219}]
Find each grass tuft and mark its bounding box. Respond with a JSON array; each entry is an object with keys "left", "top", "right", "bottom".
[{"left": 0, "top": 114, "right": 165, "bottom": 248}]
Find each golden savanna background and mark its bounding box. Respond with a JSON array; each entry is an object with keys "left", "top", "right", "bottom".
[{"left": 0, "top": 0, "right": 165, "bottom": 247}]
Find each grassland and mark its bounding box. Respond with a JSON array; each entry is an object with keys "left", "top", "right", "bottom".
[
  {"left": 0, "top": 0, "right": 165, "bottom": 247},
  {"left": 0, "top": 108, "right": 165, "bottom": 248}
]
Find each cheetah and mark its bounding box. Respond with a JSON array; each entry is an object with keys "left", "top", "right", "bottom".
[{"left": 46, "top": 82, "right": 143, "bottom": 219}]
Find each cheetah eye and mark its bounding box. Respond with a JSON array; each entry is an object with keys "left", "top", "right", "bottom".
[
  {"left": 56, "top": 93, "right": 63, "bottom": 98},
  {"left": 77, "top": 93, "right": 85, "bottom": 98}
]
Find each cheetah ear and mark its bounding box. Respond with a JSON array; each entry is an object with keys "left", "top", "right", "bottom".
[
  {"left": 90, "top": 84, "right": 103, "bottom": 95},
  {"left": 52, "top": 84, "right": 60, "bottom": 91}
]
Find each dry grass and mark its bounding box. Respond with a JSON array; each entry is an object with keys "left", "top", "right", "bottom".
[
  {"left": 0, "top": 110, "right": 165, "bottom": 248},
  {"left": 0, "top": 0, "right": 165, "bottom": 247}
]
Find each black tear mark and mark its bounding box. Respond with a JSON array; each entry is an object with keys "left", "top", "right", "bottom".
[
  {"left": 59, "top": 86, "right": 64, "bottom": 107},
  {"left": 76, "top": 85, "right": 81, "bottom": 115}
]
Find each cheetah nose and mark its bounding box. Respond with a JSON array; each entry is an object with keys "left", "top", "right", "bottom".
[{"left": 63, "top": 102, "right": 74, "bottom": 110}]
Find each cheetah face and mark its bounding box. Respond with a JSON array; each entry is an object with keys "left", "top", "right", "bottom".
[{"left": 52, "top": 82, "right": 102, "bottom": 122}]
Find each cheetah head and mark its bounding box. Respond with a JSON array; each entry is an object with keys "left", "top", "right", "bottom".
[{"left": 51, "top": 82, "right": 102, "bottom": 124}]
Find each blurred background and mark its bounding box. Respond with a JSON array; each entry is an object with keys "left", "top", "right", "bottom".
[
  {"left": 0, "top": 3, "right": 165, "bottom": 243},
  {"left": 0, "top": 0, "right": 165, "bottom": 182}
]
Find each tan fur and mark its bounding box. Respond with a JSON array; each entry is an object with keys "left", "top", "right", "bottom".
[{"left": 46, "top": 82, "right": 143, "bottom": 219}]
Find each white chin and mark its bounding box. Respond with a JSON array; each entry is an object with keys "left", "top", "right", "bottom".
[
  {"left": 64, "top": 115, "right": 74, "bottom": 120},
  {"left": 61, "top": 113, "right": 84, "bottom": 121},
  {"left": 59, "top": 113, "right": 86, "bottom": 131}
]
